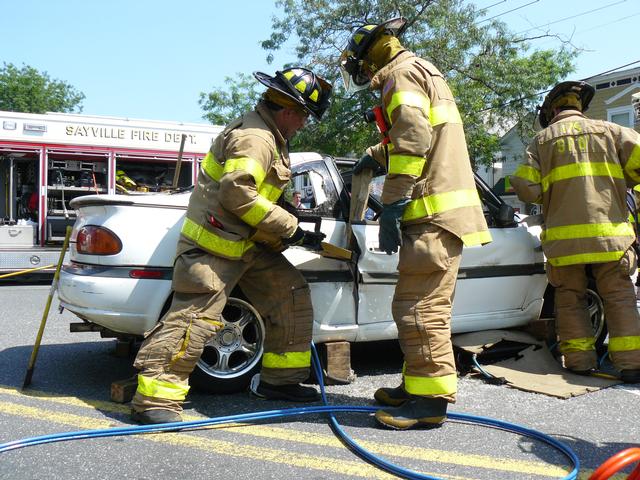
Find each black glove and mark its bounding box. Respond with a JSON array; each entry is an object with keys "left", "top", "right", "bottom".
[
  {"left": 282, "top": 227, "right": 326, "bottom": 250},
  {"left": 378, "top": 199, "right": 410, "bottom": 255},
  {"left": 302, "top": 230, "right": 326, "bottom": 250},
  {"left": 353, "top": 154, "right": 385, "bottom": 176}
]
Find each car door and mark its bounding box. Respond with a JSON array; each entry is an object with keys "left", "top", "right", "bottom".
[
  {"left": 351, "top": 175, "right": 547, "bottom": 335},
  {"left": 286, "top": 156, "right": 357, "bottom": 342}
]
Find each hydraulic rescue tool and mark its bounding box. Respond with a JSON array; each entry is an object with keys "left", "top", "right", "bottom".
[{"left": 364, "top": 105, "right": 390, "bottom": 145}]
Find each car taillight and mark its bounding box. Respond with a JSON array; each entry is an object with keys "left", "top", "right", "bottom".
[
  {"left": 129, "top": 269, "right": 165, "bottom": 279},
  {"left": 76, "top": 226, "right": 122, "bottom": 255}
]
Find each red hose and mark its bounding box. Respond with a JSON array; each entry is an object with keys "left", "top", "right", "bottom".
[{"left": 589, "top": 448, "right": 640, "bottom": 480}]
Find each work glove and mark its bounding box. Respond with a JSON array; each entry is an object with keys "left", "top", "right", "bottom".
[
  {"left": 282, "top": 227, "right": 326, "bottom": 251},
  {"left": 378, "top": 199, "right": 410, "bottom": 255},
  {"left": 353, "top": 154, "right": 385, "bottom": 177}
]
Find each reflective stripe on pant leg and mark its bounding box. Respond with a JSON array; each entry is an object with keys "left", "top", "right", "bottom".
[
  {"left": 239, "top": 250, "right": 312, "bottom": 385},
  {"left": 547, "top": 263, "right": 598, "bottom": 371},
  {"left": 131, "top": 306, "right": 196, "bottom": 413},
  {"left": 394, "top": 224, "right": 461, "bottom": 401},
  {"left": 131, "top": 256, "right": 239, "bottom": 413},
  {"left": 592, "top": 256, "right": 640, "bottom": 370}
]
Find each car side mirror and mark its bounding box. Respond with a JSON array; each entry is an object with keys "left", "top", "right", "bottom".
[{"left": 496, "top": 203, "right": 516, "bottom": 227}]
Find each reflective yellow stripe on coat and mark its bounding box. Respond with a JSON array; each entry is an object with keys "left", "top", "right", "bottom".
[
  {"left": 181, "top": 217, "right": 254, "bottom": 259},
  {"left": 201, "top": 152, "right": 283, "bottom": 227},
  {"left": 541, "top": 162, "right": 624, "bottom": 192},
  {"left": 386, "top": 91, "right": 462, "bottom": 127},
  {"left": 624, "top": 144, "right": 640, "bottom": 183},
  {"left": 543, "top": 222, "right": 634, "bottom": 266},
  {"left": 513, "top": 164, "right": 541, "bottom": 184},
  {"left": 403, "top": 189, "right": 482, "bottom": 220}
]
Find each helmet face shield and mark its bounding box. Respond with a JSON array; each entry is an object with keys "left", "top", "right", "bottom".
[{"left": 339, "top": 50, "right": 371, "bottom": 93}]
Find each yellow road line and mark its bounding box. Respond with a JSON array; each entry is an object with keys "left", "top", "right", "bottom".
[
  {"left": 0, "top": 401, "right": 469, "bottom": 480},
  {"left": 0, "top": 385, "right": 575, "bottom": 477}
]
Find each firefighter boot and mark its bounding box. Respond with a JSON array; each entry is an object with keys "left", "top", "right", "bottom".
[
  {"left": 254, "top": 381, "right": 320, "bottom": 402},
  {"left": 374, "top": 384, "right": 411, "bottom": 407},
  {"left": 131, "top": 408, "right": 182, "bottom": 425},
  {"left": 375, "top": 396, "right": 448, "bottom": 430}
]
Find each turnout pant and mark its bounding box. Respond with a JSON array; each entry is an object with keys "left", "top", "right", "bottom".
[
  {"left": 132, "top": 247, "right": 313, "bottom": 414},
  {"left": 547, "top": 248, "right": 640, "bottom": 372},
  {"left": 393, "top": 223, "right": 463, "bottom": 403}
]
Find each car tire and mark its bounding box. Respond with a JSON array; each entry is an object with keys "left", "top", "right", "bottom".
[
  {"left": 190, "top": 297, "right": 266, "bottom": 394},
  {"left": 543, "top": 280, "right": 609, "bottom": 357},
  {"left": 585, "top": 282, "right": 607, "bottom": 356}
]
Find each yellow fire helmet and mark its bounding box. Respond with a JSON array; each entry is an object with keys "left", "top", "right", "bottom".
[
  {"left": 253, "top": 67, "right": 332, "bottom": 120},
  {"left": 339, "top": 16, "right": 407, "bottom": 93},
  {"left": 538, "top": 81, "right": 595, "bottom": 128}
]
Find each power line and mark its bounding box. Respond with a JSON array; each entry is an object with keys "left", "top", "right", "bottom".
[
  {"left": 477, "top": 0, "right": 507, "bottom": 14},
  {"left": 517, "top": 0, "right": 628, "bottom": 35},
  {"left": 478, "top": 0, "right": 540, "bottom": 24},
  {"left": 576, "top": 10, "right": 640, "bottom": 36},
  {"left": 582, "top": 59, "right": 640, "bottom": 81}
]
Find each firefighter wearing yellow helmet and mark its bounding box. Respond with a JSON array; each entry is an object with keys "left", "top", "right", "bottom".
[
  {"left": 341, "top": 17, "right": 491, "bottom": 429},
  {"left": 131, "top": 67, "right": 332, "bottom": 424},
  {"left": 511, "top": 81, "right": 640, "bottom": 383}
]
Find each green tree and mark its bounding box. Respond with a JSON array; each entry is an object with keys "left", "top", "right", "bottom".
[
  {"left": 200, "top": 0, "right": 576, "bottom": 167},
  {"left": 0, "top": 62, "right": 85, "bottom": 114}
]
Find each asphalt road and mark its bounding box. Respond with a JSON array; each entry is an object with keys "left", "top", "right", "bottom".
[{"left": 0, "top": 283, "right": 638, "bottom": 480}]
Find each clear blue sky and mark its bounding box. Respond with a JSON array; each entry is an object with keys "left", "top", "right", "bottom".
[{"left": 2, "top": 0, "right": 638, "bottom": 125}]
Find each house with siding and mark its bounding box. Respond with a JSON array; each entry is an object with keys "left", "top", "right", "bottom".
[{"left": 480, "top": 66, "right": 640, "bottom": 211}]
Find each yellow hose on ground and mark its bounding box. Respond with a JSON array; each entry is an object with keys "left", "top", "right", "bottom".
[{"left": 0, "top": 264, "right": 55, "bottom": 280}]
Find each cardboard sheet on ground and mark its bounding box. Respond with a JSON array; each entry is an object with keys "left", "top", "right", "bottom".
[{"left": 453, "top": 330, "right": 621, "bottom": 398}]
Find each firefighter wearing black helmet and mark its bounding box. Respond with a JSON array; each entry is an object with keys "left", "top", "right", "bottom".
[
  {"left": 341, "top": 18, "right": 491, "bottom": 429},
  {"left": 512, "top": 81, "right": 640, "bottom": 383},
  {"left": 131, "top": 67, "right": 332, "bottom": 425}
]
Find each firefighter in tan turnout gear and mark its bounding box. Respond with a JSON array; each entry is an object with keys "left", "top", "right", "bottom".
[
  {"left": 131, "top": 67, "right": 332, "bottom": 425},
  {"left": 511, "top": 81, "right": 640, "bottom": 383},
  {"left": 340, "top": 17, "right": 491, "bottom": 429}
]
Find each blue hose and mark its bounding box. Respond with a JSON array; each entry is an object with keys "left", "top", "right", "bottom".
[{"left": 0, "top": 343, "right": 579, "bottom": 479}]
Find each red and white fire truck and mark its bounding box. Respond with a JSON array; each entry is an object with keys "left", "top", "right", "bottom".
[{"left": 0, "top": 110, "right": 222, "bottom": 274}]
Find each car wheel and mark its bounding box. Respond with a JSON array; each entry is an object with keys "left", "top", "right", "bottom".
[
  {"left": 544, "top": 284, "right": 607, "bottom": 356},
  {"left": 585, "top": 285, "right": 607, "bottom": 355},
  {"left": 190, "top": 297, "right": 265, "bottom": 393}
]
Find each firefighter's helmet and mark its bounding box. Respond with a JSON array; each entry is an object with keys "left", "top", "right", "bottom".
[
  {"left": 339, "top": 17, "right": 407, "bottom": 92},
  {"left": 253, "top": 67, "right": 332, "bottom": 120},
  {"left": 538, "top": 81, "right": 595, "bottom": 128}
]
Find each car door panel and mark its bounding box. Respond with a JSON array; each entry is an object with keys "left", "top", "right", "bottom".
[{"left": 352, "top": 222, "right": 546, "bottom": 328}]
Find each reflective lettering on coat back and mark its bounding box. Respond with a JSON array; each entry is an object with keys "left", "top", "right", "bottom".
[{"left": 554, "top": 122, "right": 588, "bottom": 154}]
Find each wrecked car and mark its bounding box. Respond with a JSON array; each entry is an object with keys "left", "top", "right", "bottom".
[{"left": 57, "top": 153, "right": 605, "bottom": 392}]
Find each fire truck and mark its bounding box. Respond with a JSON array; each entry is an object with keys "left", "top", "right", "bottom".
[{"left": 0, "top": 110, "right": 222, "bottom": 274}]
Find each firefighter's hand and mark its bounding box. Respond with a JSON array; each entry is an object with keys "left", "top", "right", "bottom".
[
  {"left": 283, "top": 227, "right": 326, "bottom": 250},
  {"left": 353, "top": 154, "right": 385, "bottom": 176},
  {"left": 378, "top": 199, "right": 410, "bottom": 255}
]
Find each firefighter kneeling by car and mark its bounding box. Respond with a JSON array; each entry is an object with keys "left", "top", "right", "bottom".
[
  {"left": 511, "top": 81, "right": 640, "bottom": 383},
  {"left": 130, "top": 67, "right": 332, "bottom": 425}
]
